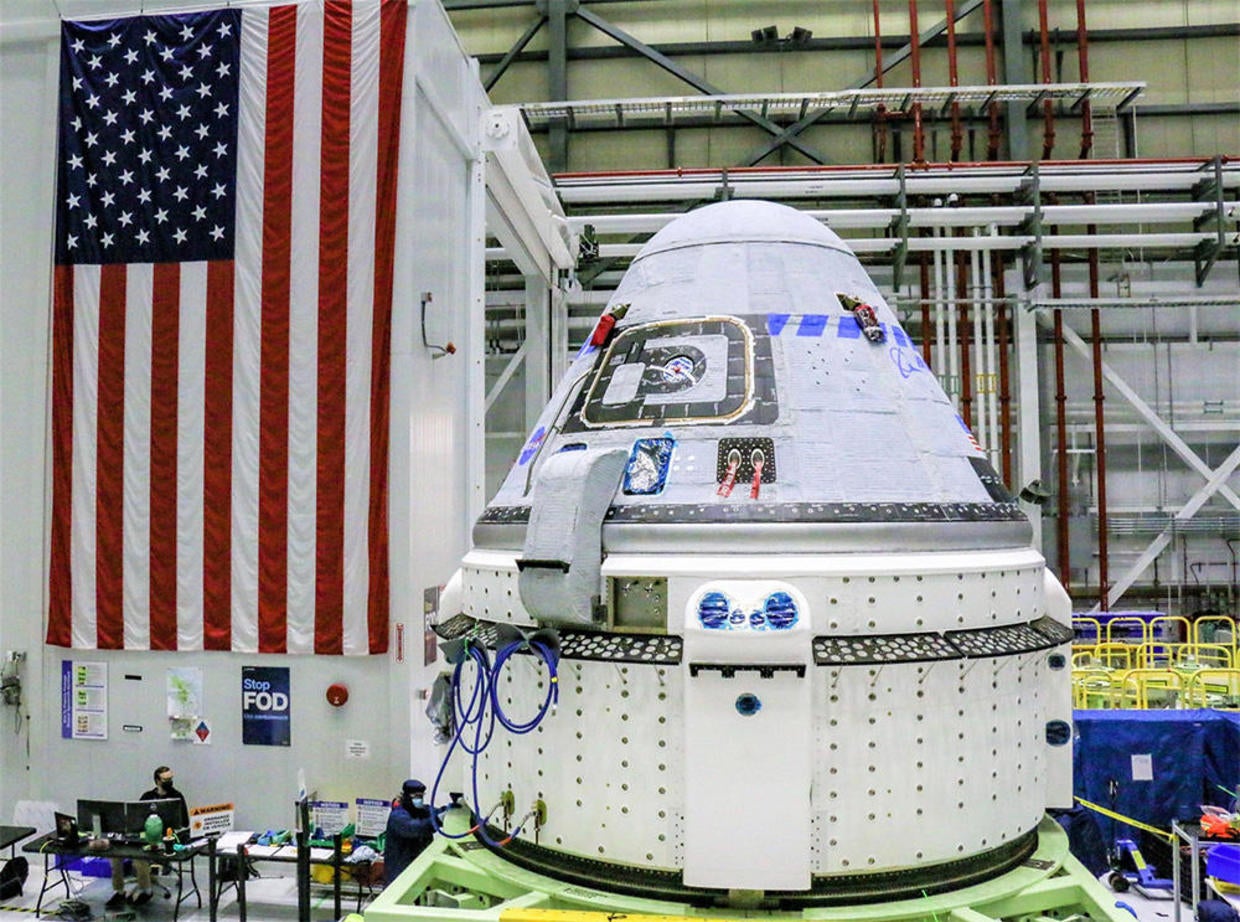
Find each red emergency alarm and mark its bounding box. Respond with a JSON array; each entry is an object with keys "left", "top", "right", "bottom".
[{"left": 325, "top": 683, "right": 349, "bottom": 707}]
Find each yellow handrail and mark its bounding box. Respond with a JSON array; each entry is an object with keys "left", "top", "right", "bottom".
[
  {"left": 1116, "top": 669, "right": 1183, "bottom": 709},
  {"left": 1151, "top": 615, "right": 1191, "bottom": 643},
  {"left": 1183, "top": 643, "right": 1234, "bottom": 669},
  {"left": 1090, "top": 642, "right": 1139, "bottom": 670},
  {"left": 1183, "top": 669, "right": 1240, "bottom": 709},
  {"left": 1193, "top": 615, "right": 1238, "bottom": 655},
  {"left": 1072, "top": 667, "right": 1120, "bottom": 709},
  {"left": 1105, "top": 616, "right": 1151, "bottom": 645},
  {"left": 1137, "top": 641, "right": 1174, "bottom": 669},
  {"left": 1073, "top": 616, "right": 1103, "bottom": 645}
]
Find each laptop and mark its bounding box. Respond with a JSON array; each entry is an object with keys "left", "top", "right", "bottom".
[{"left": 53, "top": 811, "right": 79, "bottom": 846}]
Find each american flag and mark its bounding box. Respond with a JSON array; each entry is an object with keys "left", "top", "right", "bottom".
[{"left": 48, "top": 1, "right": 405, "bottom": 654}]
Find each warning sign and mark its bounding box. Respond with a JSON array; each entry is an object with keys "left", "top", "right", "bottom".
[{"left": 189, "top": 802, "right": 235, "bottom": 836}]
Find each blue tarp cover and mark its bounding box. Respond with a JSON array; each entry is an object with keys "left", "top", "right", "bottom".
[{"left": 1073, "top": 710, "right": 1240, "bottom": 829}]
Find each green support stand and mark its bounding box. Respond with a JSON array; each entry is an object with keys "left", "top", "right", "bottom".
[{"left": 362, "top": 814, "right": 1130, "bottom": 922}]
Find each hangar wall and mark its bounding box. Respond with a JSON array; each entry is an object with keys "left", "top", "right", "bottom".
[{"left": 448, "top": 0, "right": 1238, "bottom": 170}]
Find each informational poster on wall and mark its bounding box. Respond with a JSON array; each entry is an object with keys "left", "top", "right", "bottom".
[
  {"left": 354, "top": 798, "right": 392, "bottom": 838},
  {"left": 167, "top": 667, "right": 205, "bottom": 741},
  {"left": 61, "top": 660, "right": 107, "bottom": 740},
  {"left": 310, "top": 801, "right": 349, "bottom": 836},
  {"left": 241, "top": 665, "right": 291, "bottom": 746}
]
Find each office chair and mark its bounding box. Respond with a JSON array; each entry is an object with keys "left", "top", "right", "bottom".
[{"left": 149, "top": 863, "right": 172, "bottom": 901}]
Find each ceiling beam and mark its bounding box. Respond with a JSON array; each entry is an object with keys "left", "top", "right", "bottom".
[{"left": 574, "top": 6, "right": 831, "bottom": 165}]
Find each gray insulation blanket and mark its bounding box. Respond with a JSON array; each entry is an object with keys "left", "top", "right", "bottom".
[{"left": 519, "top": 447, "right": 627, "bottom": 625}]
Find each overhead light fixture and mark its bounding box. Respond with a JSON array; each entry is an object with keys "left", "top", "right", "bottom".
[{"left": 751, "top": 25, "right": 779, "bottom": 45}]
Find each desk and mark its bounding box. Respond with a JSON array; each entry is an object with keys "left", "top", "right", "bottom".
[
  {"left": 206, "top": 833, "right": 368, "bottom": 921},
  {"left": 23, "top": 833, "right": 203, "bottom": 920},
  {"left": 1, "top": 826, "right": 35, "bottom": 859}
]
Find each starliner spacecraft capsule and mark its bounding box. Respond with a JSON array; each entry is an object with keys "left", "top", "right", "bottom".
[{"left": 433, "top": 199, "right": 1075, "bottom": 904}]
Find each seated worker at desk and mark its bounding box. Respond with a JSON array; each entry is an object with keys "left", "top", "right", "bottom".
[
  {"left": 107, "top": 766, "right": 189, "bottom": 908},
  {"left": 383, "top": 780, "right": 449, "bottom": 886}
]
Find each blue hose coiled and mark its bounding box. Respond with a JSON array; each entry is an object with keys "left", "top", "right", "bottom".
[{"left": 430, "top": 635, "right": 559, "bottom": 847}]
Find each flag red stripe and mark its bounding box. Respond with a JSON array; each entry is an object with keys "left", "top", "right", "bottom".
[
  {"left": 315, "top": 1, "right": 353, "bottom": 654},
  {"left": 203, "top": 261, "right": 235, "bottom": 651},
  {"left": 368, "top": 0, "right": 405, "bottom": 654},
  {"left": 148, "top": 263, "right": 181, "bottom": 651},
  {"left": 96, "top": 264, "right": 128, "bottom": 650},
  {"left": 47, "top": 266, "right": 75, "bottom": 648},
  {"left": 257, "top": 6, "right": 298, "bottom": 654}
]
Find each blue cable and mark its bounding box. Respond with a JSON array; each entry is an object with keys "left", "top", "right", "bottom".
[
  {"left": 429, "top": 642, "right": 492, "bottom": 840},
  {"left": 429, "top": 636, "right": 559, "bottom": 847}
]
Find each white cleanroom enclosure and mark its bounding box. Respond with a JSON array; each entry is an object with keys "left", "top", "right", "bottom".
[{"left": 0, "top": 0, "right": 500, "bottom": 827}]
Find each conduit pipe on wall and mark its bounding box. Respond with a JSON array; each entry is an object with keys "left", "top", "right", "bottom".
[
  {"left": 934, "top": 224, "right": 948, "bottom": 382},
  {"left": 970, "top": 233, "right": 986, "bottom": 450},
  {"left": 945, "top": 228, "right": 960, "bottom": 407},
  {"left": 946, "top": 0, "right": 964, "bottom": 161},
  {"left": 1087, "top": 204, "right": 1109, "bottom": 608},
  {"left": 1076, "top": 0, "right": 1094, "bottom": 159},
  {"left": 920, "top": 248, "right": 933, "bottom": 368},
  {"left": 1051, "top": 234, "right": 1070, "bottom": 594},
  {"left": 993, "top": 250, "right": 1013, "bottom": 485},
  {"left": 873, "top": 0, "right": 889, "bottom": 162},
  {"left": 982, "top": 0, "right": 1001, "bottom": 159},
  {"left": 957, "top": 236, "right": 973, "bottom": 429},
  {"left": 982, "top": 226, "right": 999, "bottom": 470},
  {"left": 1038, "top": 0, "right": 1057, "bottom": 159},
  {"left": 908, "top": 0, "right": 925, "bottom": 163}
]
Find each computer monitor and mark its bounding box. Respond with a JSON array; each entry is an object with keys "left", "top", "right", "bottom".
[
  {"left": 77, "top": 799, "right": 128, "bottom": 838},
  {"left": 54, "top": 811, "right": 79, "bottom": 845},
  {"left": 126, "top": 798, "right": 186, "bottom": 835}
]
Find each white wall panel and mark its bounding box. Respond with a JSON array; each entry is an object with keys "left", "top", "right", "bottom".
[
  {"left": 0, "top": 31, "right": 58, "bottom": 820},
  {"left": 0, "top": 0, "right": 489, "bottom": 825}
]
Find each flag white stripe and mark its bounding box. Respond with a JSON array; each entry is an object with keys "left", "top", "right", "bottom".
[
  {"left": 71, "top": 265, "right": 101, "bottom": 649},
  {"left": 285, "top": 2, "right": 324, "bottom": 655},
  {"left": 177, "top": 263, "right": 207, "bottom": 651},
  {"left": 231, "top": 7, "right": 269, "bottom": 653},
  {"left": 122, "top": 263, "right": 153, "bottom": 650},
  {"left": 343, "top": 1, "right": 380, "bottom": 656}
]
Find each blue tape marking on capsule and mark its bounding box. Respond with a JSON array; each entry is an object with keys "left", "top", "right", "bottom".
[
  {"left": 892, "top": 326, "right": 911, "bottom": 348},
  {"left": 767, "top": 314, "right": 791, "bottom": 336},
  {"left": 837, "top": 315, "right": 862, "bottom": 338},
  {"left": 797, "top": 314, "right": 828, "bottom": 337},
  {"left": 517, "top": 426, "right": 546, "bottom": 465}
]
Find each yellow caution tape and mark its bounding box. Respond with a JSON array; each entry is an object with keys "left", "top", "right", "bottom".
[{"left": 1074, "top": 796, "right": 1174, "bottom": 843}]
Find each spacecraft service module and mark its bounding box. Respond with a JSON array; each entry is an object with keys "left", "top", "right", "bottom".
[{"left": 370, "top": 201, "right": 1116, "bottom": 922}]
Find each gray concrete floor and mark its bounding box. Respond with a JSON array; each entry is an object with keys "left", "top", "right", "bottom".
[
  {"left": 0, "top": 858, "right": 369, "bottom": 921},
  {"left": 2, "top": 853, "right": 1238, "bottom": 922}
]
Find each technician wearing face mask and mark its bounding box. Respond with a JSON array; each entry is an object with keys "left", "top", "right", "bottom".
[{"left": 382, "top": 779, "right": 447, "bottom": 886}]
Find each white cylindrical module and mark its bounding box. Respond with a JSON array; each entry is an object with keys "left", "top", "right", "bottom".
[{"left": 444, "top": 200, "right": 1072, "bottom": 903}]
